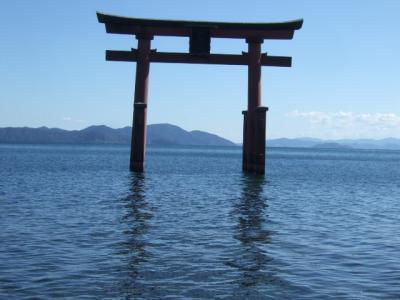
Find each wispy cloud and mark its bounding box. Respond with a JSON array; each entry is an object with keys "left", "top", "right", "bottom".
[
  {"left": 287, "top": 111, "right": 400, "bottom": 127},
  {"left": 62, "top": 117, "right": 86, "bottom": 123},
  {"left": 285, "top": 110, "right": 400, "bottom": 138}
]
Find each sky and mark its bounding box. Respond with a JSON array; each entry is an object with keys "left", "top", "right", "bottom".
[{"left": 0, "top": 0, "right": 399, "bottom": 142}]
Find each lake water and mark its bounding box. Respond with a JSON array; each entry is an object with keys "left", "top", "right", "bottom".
[{"left": 0, "top": 144, "right": 399, "bottom": 299}]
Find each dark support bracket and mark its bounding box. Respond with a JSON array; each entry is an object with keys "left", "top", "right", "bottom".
[{"left": 189, "top": 27, "right": 211, "bottom": 55}]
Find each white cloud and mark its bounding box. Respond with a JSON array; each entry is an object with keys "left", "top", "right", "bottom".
[
  {"left": 62, "top": 117, "right": 86, "bottom": 123},
  {"left": 357, "top": 113, "right": 400, "bottom": 127},
  {"left": 287, "top": 110, "right": 400, "bottom": 127},
  {"left": 285, "top": 110, "right": 400, "bottom": 138}
]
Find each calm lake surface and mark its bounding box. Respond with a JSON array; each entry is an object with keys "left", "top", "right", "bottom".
[{"left": 0, "top": 144, "right": 399, "bottom": 299}]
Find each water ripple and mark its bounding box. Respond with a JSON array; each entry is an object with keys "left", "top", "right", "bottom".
[{"left": 0, "top": 145, "right": 399, "bottom": 298}]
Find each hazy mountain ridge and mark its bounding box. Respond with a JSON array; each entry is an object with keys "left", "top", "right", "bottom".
[
  {"left": 0, "top": 124, "right": 235, "bottom": 146},
  {"left": 1, "top": 125, "right": 400, "bottom": 149},
  {"left": 268, "top": 137, "right": 400, "bottom": 150},
  {"left": 147, "top": 124, "right": 235, "bottom": 146}
]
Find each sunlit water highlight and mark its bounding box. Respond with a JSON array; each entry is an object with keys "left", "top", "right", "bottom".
[{"left": 0, "top": 144, "right": 399, "bottom": 299}]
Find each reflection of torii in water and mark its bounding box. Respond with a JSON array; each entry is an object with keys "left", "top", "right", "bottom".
[
  {"left": 97, "top": 13, "right": 302, "bottom": 174},
  {"left": 227, "top": 175, "right": 273, "bottom": 292},
  {"left": 118, "top": 174, "right": 152, "bottom": 298}
]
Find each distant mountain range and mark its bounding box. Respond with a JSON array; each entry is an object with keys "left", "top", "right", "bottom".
[
  {"left": 1, "top": 124, "right": 400, "bottom": 150},
  {"left": 267, "top": 137, "right": 400, "bottom": 150},
  {"left": 0, "top": 124, "right": 235, "bottom": 146}
]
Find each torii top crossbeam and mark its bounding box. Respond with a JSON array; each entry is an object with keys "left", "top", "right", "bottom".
[
  {"left": 97, "top": 13, "right": 303, "bottom": 67},
  {"left": 97, "top": 12, "right": 303, "bottom": 174},
  {"left": 97, "top": 12, "right": 302, "bottom": 38}
]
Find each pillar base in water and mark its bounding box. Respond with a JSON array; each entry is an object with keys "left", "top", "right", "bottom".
[
  {"left": 242, "top": 106, "right": 268, "bottom": 175},
  {"left": 130, "top": 161, "right": 144, "bottom": 172}
]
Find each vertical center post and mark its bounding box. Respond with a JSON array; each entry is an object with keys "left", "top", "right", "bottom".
[
  {"left": 130, "top": 33, "right": 153, "bottom": 172},
  {"left": 243, "top": 38, "right": 267, "bottom": 174}
]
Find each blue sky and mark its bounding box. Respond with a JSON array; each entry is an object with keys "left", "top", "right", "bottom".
[{"left": 1, "top": 0, "right": 399, "bottom": 142}]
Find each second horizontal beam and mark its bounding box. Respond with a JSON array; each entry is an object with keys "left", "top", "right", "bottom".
[{"left": 106, "top": 50, "right": 292, "bottom": 67}]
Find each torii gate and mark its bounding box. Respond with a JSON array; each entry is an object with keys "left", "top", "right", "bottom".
[{"left": 97, "top": 12, "right": 303, "bottom": 174}]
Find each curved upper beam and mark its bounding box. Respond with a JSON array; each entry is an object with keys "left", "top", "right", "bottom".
[
  {"left": 97, "top": 12, "right": 303, "bottom": 39},
  {"left": 97, "top": 12, "right": 303, "bottom": 31}
]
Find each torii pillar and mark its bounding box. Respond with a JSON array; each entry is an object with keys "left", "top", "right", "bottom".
[
  {"left": 130, "top": 34, "right": 152, "bottom": 172},
  {"left": 97, "top": 13, "right": 303, "bottom": 175},
  {"left": 242, "top": 38, "right": 268, "bottom": 174}
]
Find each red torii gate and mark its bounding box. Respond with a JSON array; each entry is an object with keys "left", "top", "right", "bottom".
[{"left": 97, "top": 12, "right": 303, "bottom": 174}]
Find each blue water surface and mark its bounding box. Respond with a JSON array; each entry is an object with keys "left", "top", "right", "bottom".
[{"left": 0, "top": 144, "right": 399, "bottom": 299}]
